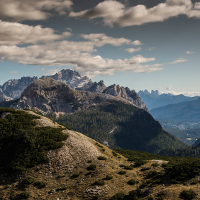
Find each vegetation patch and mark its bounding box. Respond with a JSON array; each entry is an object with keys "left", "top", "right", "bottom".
[
  {"left": 94, "top": 179, "right": 105, "bottom": 186},
  {"left": 127, "top": 179, "right": 136, "bottom": 185},
  {"left": 0, "top": 108, "right": 69, "bottom": 174},
  {"left": 118, "top": 171, "right": 126, "bottom": 175},
  {"left": 111, "top": 193, "right": 125, "bottom": 200},
  {"left": 34, "top": 181, "right": 47, "bottom": 188},
  {"left": 180, "top": 189, "right": 198, "bottom": 199},
  {"left": 105, "top": 175, "right": 113, "bottom": 180},
  {"left": 87, "top": 164, "right": 96, "bottom": 171},
  {"left": 97, "top": 156, "right": 107, "bottom": 160}
]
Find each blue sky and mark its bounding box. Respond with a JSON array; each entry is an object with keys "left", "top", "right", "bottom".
[{"left": 0, "top": 0, "right": 200, "bottom": 96}]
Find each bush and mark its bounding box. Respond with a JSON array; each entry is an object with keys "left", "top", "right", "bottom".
[
  {"left": 71, "top": 173, "right": 79, "bottom": 178},
  {"left": 124, "top": 166, "right": 133, "bottom": 170},
  {"left": 97, "top": 156, "right": 107, "bottom": 160},
  {"left": 87, "top": 164, "right": 96, "bottom": 171},
  {"left": 157, "top": 196, "right": 165, "bottom": 200},
  {"left": 94, "top": 180, "right": 105, "bottom": 186},
  {"left": 141, "top": 167, "right": 151, "bottom": 171},
  {"left": 111, "top": 193, "right": 125, "bottom": 200},
  {"left": 129, "top": 188, "right": 141, "bottom": 199},
  {"left": 119, "top": 164, "right": 126, "bottom": 168},
  {"left": 34, "top": 181, "right": 47, "bottom": 188},
  {"left": 191, "top": 180, "right": 198, "bottom": 185},
  {"left": 105, "top": 175, "right": 113, "bottom": 180},
  {"left": 134, "top": 159, "right": 147, "bottom": 167},
  {"left": 127, "top": 179, "right": 136, "bottom": 185},
  {"left": 148, "top": 196, "right": 154, "bottom": 200},
  {"left": 151, "top": 163, "right": 159, "bottom": 167},
  {"left": 92, "top": 196, "right": 99, "bottom": 200},
  {"left": 20, "top": 191, "right": 30, "bottom": 199},
  {"left": 112, "top": 151, "right": 118, "bottom": 157},
  {"left": 88, "top": 160, "right": 92, "bottom": 163},
  {"left": 118, "top": 171, "right": 126, "bottom": 175},
  {"left": 24, "top": 177, "right": 35, "bottom": 185},
  {"left": 56, "top": 187, "right": 67, "bottom": 191},
  {"left": 180, "top": 190, "right": 198, "bottom": 199}
]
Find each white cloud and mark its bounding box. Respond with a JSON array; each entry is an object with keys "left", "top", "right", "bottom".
[
  {"left": 41, "top": 68, "right": 61, "bottom": 75},
  {"left": 69, "top": 0, "right": 200, "bottom": 27},
  {"left": 125, "top": 48, "right": 141, "bottom": 53},
  {"left": 0, "top": 0, "right": 73, "bottom": 21},
  {"left": 166, "top": 85, "right": 172, "bottom": 90},
  {"left": 66, "top": 27, "right": 72, "bottom": 32},
  {"left": 9, "top": 71, "right": 18, "bottom": 74},
  {"left": 161, "top": 90, "right": 200, "bottom": 97},
  {"left": 80, "top": 33, "right": 142, "bottom": 47},
  {"left": 170, "top": 58, "right": 188, "bottom": 64},
  {"left": 0, "top": 41, "right": 162, "bottom": 78},
  {"left": 0, "top": 20, "right": 72, "bottom": 45},
  {"left": 186, "top": 51, "right": 194, "bottom": 54},
  {"left": 147, "top": 47, "right": 155, "bottom": 51}
]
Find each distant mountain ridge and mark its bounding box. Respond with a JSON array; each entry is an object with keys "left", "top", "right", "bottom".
[
  {"left": 139, "top": 90, "right": 200, "bottom": 110},
  {"left": 151, "top": 97, "right": 200, "bottom": 123},
  {"left": 0, "top": 69, "right": 148, "bottom": 111}
]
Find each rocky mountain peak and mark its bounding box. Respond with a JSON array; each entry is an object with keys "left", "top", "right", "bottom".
[{"left": 11, "top": 77, "right": 133, "bottom": 115}]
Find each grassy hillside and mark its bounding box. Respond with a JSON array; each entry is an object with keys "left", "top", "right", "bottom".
[
  {"left": 0, "top": 108, "right": 68, "bottom": 174},
  {"left": 49, "top": 101, "right": 187, "bottom": 154}
]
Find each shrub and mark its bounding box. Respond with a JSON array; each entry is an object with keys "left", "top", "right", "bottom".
[
  {"left": 151, "top": 163, "right": 159, "bottom": 167},
  {"left": 124, "top": 166, "right": 133, "bottom": 170},
  {"left": 56, "top": 187, "right": 67, "bottom": 191},
  {"left": 97, "top": 156, "right": 107, "bottom": 160},
  {"left": 157, "top": 196, "right": 165, "bottom": 200},
  {"left": 105, "top": 175, "right": 113, "bottom": 180},
  {"left": 149, "top": 171, "right": 158, "bottom": 177},
  {"left": 139, "top": 182, "right": 148, "bottom": 189},
  {"left": 92, "top": 196, "right": 99, "bottom": 200},
  {"left": 134, "top": 159, "right": 147, "bottom": 167},
  {"left": 94, "top": 180, "right": 105, "bottom": 186},
  {"left": 180, "top": 190, "right": 198, "bottom": 199},
  {"left": 118, "top": 171, "right": 126, "bottom": 175},
  {"left": 101, "top": 149, "right": 105, "bottom": 152},
  {"left": 87, "top": 164, "right": 96, "bottom": 171},
  {"left": 5, "top": 185, "right": 11, "bottom": 189},
  {"left": 127, "top": 179, "right": 136, "bottom": 185},
  {"left": 119, "top": 164, "right": 126, "bottom": 168},
  {"left": 141, "top": 167, "right": 151, "bottom": 171},
  {"left": 88, "top": 160, "right": 92, "bottom": 163},
  {"left": 111, "top": 193, "right": 125, "bottom": 200},
  {"left": 112, "top": 151, "right": 118, "bottom": 157},
  {"left": 34, "top": 181, "right": 47, "bottom": 188},
  {"left": 20, "top": 191, "right": 30, "bottom": 199},
  {"left": 191, "top": 180, "right": 198, "bottom": 185},
  {"left": 24, "top": 177, "right": 35, "bottom": 185},
  {"left": 129, "top": 188, "right": 141, "bottom": 199},
  {"left": 148, "top": 196, "right": 154, "bottom": 200},
  {"left": 71, "top": 173, "right": 79, "bottom": 178}
]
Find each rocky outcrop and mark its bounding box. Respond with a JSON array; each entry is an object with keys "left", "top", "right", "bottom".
[
  {"left": 1, "top": 76, "right": 38, "bottom": 99},
  {"left": 45, "top": 69, "right": 92, "bottom": 89},
  {"left": 103, "top": 84, "right": 149, "bottom": 112},
  {"left": 78, "top": 80, "right": 107, "bottom": 93},
  {"left": 0, "top": 92, "right": 13, "bottom": 103},
  {"left": 11, "top": 77, "right": 134, "bottom": 115}
]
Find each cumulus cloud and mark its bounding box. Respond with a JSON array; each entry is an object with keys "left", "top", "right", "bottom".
[
  {"left": 170, "top": 58, "right": 188, "bottom": 64},
  {"left": 80, "top": 33, "right": 142, "bottom": 47},
  {"left": 0, "top": 0, "right": 73, "bottom": 21},
  {"left": 9, "top": 71, "right": 18, "bottom": 74},
  {"left": 69, "top": 0, "right": 200, "bottom": 27},
  {"left": 125, "top": 48, "right": 141, "bottom": 53},
  {"left": 0, "top": 41, "right": 162, "bottom": 78},
  {"left": 0, "top": 20, "right": 72, "bottom": 45},
  {"left": 186, "top": 51, "right": 194, "bottom": 54}
]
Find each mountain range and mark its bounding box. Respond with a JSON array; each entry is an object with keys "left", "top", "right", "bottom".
[
  {"left": 0, "top": 69, "right": 148, "bottom": 112},
  {"left": 138, "top": 90, "right": 199, "bottom": 110}
]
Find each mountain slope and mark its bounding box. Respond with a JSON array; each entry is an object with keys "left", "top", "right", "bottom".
[
  {"left": 1, "top": 108, "right": 200, "bottom": 200},
  {"left": 151, "top": 98, "right": 200, "bottom": 122},
  {"left": 139, "top": 90, "right": 199, "bottom": 110}
]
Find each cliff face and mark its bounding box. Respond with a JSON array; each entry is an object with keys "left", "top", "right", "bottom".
[
  {"left": 103, "top": 84, "right": 149, "bottom": 112},
  {"left": 0, "top": 92, "right": 13, "bottom": 103},
  {"left": 11, "top": 77, "right": 133, "bottom": 115}
]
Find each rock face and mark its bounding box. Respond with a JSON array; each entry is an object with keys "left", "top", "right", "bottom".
[
  {"left": 11, "top": 77, "right": 133, "bottom": 115},
  {"left": 103, "top": 84, "right": 149, "bottom": 112},
  {"left": 45, "top": 69, "right": 92, "bottom": 89},
  {"left": 0, "top": 92, "right": 13, "bottom": 103},
  {"left": 78, "top": 80, "right": 107, "bottom": 93},
  {"left": 1, "top": 76, "right": 38, "bottom": 99}
]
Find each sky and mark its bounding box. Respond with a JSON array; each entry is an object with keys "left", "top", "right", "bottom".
[{"left": 0, "top": 0, "right": 200, "bottom": 96}]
